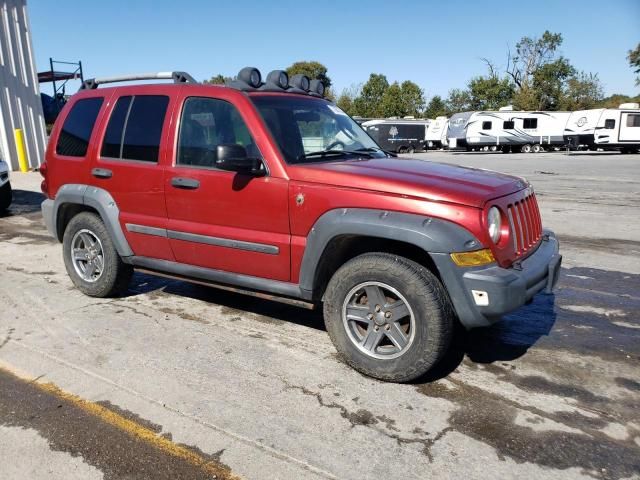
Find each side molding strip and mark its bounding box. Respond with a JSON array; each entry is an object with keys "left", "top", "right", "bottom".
[{"left": 125, "top": 223, "right": 279, "bottom": 255}]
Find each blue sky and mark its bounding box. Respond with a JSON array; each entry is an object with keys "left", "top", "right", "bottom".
[{"left": 29, "top": 0, "right": 639, "bottom": 99}]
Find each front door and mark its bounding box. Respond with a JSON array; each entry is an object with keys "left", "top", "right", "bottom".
[
  {"left": 620, "top": 112, "right": 640, "bottom": 142},
  {"left": 164, "top": 94, "right": 291, "bottom": 281}
]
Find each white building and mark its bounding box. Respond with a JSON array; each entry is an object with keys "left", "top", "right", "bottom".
[{"left": 0, "top": 0, "right": 47, "bottom": 171}]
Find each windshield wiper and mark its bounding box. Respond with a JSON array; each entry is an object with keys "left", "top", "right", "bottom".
[
  {"left": 297, "top": 149, "right": 374, "bottom": 162},
  {"left": 355, "top": 147, "right": 397, "bottom": 158}
]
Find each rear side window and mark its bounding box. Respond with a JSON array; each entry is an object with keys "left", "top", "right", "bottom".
[
  {"left": 100, "top": 95, "right": 169, "bottom": 162},
  {"left": 482, "top": 121, "right": 492, "bottom": 130},
  {"left": 604, "top": 119, "right": 616, "bottom": 129},
  {"left": 523, "top": 118, "right": 538, "bottom": 129},
  {"left": 503, "top": 120, "right": 515, "bottom": 129},
  {"left": 56, "top": 97, "right": 104, "bottom": 157},
  {"left": 626, "top": 114, "right": 640, "bottom": 127}
]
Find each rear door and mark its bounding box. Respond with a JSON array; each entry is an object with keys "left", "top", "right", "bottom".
[
  {"left": 89, "top": 86, "right": 177, "bottom": 261},
  {"left": 619, "top": 112, "right": 640, "bottom": 142},
  {"left": 164, "top": 91, "right": 291, "bottom": 281}
]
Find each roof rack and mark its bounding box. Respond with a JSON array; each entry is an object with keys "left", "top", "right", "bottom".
[{"left": 80, "top": 71, "right": 197, "bottom": 90}]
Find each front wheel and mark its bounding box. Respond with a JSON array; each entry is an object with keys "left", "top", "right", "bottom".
[
  {"left": 323, "top": 253, "right": 454, "bottom": 382},
  {"left": 0, "top": 182, "right": 11, "bottom": 211},
  {"left": 62, "top": 212, "right": 132, "bottom": 297}
]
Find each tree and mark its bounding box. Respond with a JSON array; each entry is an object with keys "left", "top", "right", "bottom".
[
  {"left": 596, "top": 93, "right": 640, "bottom": 108},
  {"left": 354, "top": 73, "right": 389, "bottom": 117},
  {"left": 468, "top": 74, "right": 514, "bottom": 110},
  {"left": 628, "top": 43, "right": 640, "bottom": 87},
  {"left": 424, "top": 95, "right": 447, "bottom": 118},
  {"left": 285, "top": 61, "right": 332, "bottom": 89},
  {"left": 445, "top": 88, "right": 472, "bottom": 115},
  {"left": 204, "top": 74, "right": 231, "bottom": 85},
  {"left": 560, "top": 72, "right": 604, "bottom": 110},
  {"left": 380, "top": 82, "right": 405, "bottom": 117},
  {"left": 399, "top": 80, "right": 425, "bottom": 116},
  {"left": 336, "top": 84, "right": 362, "bottom": 116}
]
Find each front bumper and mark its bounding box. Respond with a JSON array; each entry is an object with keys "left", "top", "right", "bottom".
[{"left": 432, "top": 230, "right": 561, "bottom": 328}]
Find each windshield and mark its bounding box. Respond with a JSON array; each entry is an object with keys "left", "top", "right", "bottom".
[{"left": 250, "top": 95, "right": 386, "bottom": 164}]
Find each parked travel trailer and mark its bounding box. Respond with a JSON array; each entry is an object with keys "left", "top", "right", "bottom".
[
  {"left": 361, "top": 119, "right": 430, "bottom": 153},
  {"left": 451, "top": 110, "right": 571, "bottom": 152},
  {"left": 446, "top": 111, "right": 475, "bottom": 150},
  {"left": 564, "top": 104, "right": 640, "bottom": 152},
  {"left": 425, "top": 116, "right": 449, "bottom": 149}
]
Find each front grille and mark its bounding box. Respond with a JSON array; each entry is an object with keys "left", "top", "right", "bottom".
[{"left": 507, "top": 192, "right": 542, "bottom": 256}]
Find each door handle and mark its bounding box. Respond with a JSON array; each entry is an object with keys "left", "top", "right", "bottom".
[
  {"left": 171, "top": 177, "right": 200, "bottom": 190},
  {"left": 91, "top": 168, "right": 112, "bottom": 179}
]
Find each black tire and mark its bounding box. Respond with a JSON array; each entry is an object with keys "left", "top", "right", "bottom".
[
  {"left": 407, "top": 146, "right": 415, "bottom": 154},
  {"left": 323, "top": 253, "right": 454, "bottom": 382},
  {"left": 0, "top": 182, "right": 11, "bottom": 211},
  {"left": 62, "top": 212, "right": 132, "bottom": 297}
]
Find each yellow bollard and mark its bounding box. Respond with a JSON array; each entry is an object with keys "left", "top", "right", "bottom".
[{"left": 14, "top": 128, "right": 29, "bottom": 172}]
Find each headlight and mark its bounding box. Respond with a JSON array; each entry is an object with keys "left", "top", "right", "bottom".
[{"left": 487, "top": 207, "right": 502, "bottom": 243}]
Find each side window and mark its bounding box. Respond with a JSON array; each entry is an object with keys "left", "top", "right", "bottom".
[
  {"left": 523, "top": 118, "right": 538, "bottom": 129},
  {"left": 482, "top": 121, "right": 492, "bottom": 130},
  {"left": 100, "top": 95, "right": 169, "bottom": 162},
  {"left": 626, "top": 114, "right": 640, "bottom": 127},
  {"left": 503, "top": 121, "right": 515, "bottom": 129},
  {"left": 56, "top": 97, "right": 104, "bottom": 157},
  {"left": 604, "top": 119, "right": 616, "bottom": 129},
  {"left": 177, "top": 97, "right": 259, "bottom": 168}
]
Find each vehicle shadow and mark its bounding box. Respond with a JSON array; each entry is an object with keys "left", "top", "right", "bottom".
[
  {"left": 0, "top": 189, "right": 45, "bottom": 217},
  {"left": 416, "top": 293, "right": 558, "bottom": 383},
  {"left": 128, "top": 271, "right": 326, "bottom": 331}
]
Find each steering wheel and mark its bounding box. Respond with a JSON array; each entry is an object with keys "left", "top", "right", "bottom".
[{"left": 325, "top": 140, "right": 346, "bottom": 151}]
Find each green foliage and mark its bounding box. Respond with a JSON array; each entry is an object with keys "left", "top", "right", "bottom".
[
  {"left": 424, "top": 95, "right": 447, "bottom": 118},
  {"left": 285, "top": 61, "right": 332, "bottom": 88},
  {"left": 559, "top": 72, "right": 604, "bottom": 110},
  {"left": 596, "top": 93, "right": 640, "bottom": 108},
  {"left": 628, "top": 43, "right": 640, "bottom": 87},
  {"left": 354, "top": 73, "right": 389, "bottom": 117},
  {"left": 380, "top": 82, "right": 404, "bottom": 117},
  {"left": 445, "top": 88, "right": 472, "bottom": 115},
  {"left": 468, "top": 75, "right": 514, "bottom": 110},
  {"left": 204, "top": 74, "right": 231, "bottom": 85}
]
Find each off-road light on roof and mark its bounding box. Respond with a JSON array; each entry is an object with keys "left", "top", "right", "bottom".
[
  {"left": 309, "top": 79, "right": 325, "bottom": 97},
  {"left": 238, "top": 67, "right": 262, "bottom": 88},
  {"left": 290, "top": 74, "right": 310, "bottom": 91},
  {"left": 266, "top": 70, "right": 289, "bottom": 90}
]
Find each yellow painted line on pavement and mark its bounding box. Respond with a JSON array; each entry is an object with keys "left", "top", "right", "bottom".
[{"left": 0, "top": 364, "right": 241, "bottom": 480}]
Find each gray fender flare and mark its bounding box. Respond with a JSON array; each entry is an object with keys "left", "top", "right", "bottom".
[
  {"left": 49, "top": 184, "right": 133, "bottom": 257},
  {"left": 298, "top": 208, "right": 481, "bottom": 296}
]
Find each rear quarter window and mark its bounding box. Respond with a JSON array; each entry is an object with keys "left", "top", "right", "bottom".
[{"left": 55, "top": 97, "right": 104, "bottom": 157}]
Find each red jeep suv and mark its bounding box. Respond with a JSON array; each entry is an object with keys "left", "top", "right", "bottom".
[{"left": 40, "top": 68, "right": 561, "bottom": 382}]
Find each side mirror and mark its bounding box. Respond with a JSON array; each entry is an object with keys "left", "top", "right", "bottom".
[{"left": 215, "top": 144, "right": 264, "bottom": 176}]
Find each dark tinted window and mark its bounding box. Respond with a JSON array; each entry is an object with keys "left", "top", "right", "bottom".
[
  {"left": 482, "top": 121, "right": 492, "bottom": 130},
  {"left": 177, "top": 97, "right": 258, "bottom": 168},
  {"left": 503, "top": 120, "right": 515, "bottom": 129},
  {"left": 100, "top": 95, "right": 169, "bottom": 162},
  {"left": 604, "top": 119, "right": 616, "bottom": 129},
  {"left": 101, "top": 96, "right": 132, "bottom": 158},
  {"left": 56, "top": 97, "right": 103, "bottom": 157},
  {"left": 523, "top": 118, "right": 538, "bottom": 129},
  {"left": 626, "top": 114, "right": 640, "bottom": 127}
]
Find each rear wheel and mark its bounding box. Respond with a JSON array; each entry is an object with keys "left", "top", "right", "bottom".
[
  {"left": 489, "top": 145, "right": 498, "bottom": 152},
  {"left": 407, "top": 146, "right": 415, "bottom": 154},
  {"left": 521, "top": 144, "right": 532, "bottom": 153},
  {"left": 0, "top": 182, "right": 11, "bottom": 211},
  {"left": 323, "top": 253, "right": 454, "bottom": 382},
  {"left": 62, "top": 212, "right": 132, "bottom": 297},
  {"left": 532, "top": 144, "right": 543, "bottom": 153}
]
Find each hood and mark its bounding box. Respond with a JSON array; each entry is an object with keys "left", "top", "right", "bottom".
[{"left": 288, "top": 157, "right": 527, "bottom": 208}]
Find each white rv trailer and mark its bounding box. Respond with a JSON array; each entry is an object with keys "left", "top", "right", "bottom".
[
  {"left": 446, "top": 112, "right": 475, "bottom": 150},
  {"left": 425, "top": 116, "right": 449, "bottom": 149},
  {"left": 462, "top": 110, "right": 571, "bottom": 152},
  {"left": 564, "top": 104, "right": 640, "bottom": 152}
]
